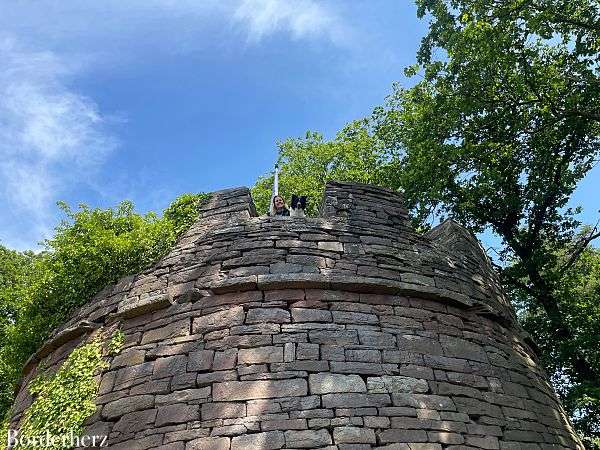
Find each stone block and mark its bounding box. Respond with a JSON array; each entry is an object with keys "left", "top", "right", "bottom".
[
  {"left": 465, "top": 435, "right": 500, "bottom": 449},
  {"left": 156, "top": 388, "right": 211, "bottom": 405},
  {"left": 345, "top": 349, "right": 381, "bottom": 363},
  {"left": 367, "top": 376, "right": 429, "bottom": 394},
  {"left": 111, "top": 349, "right": 146, "bottom": 368},
  {"left": 238, "top": 346, "right": 284, "bottom": 364},
  {"left": 332, "top": 311, "right": 378, "bottom": 324},
  {"left": 112, "top": 409, "right": 157, "bottom": 433},
  {"left": 296, "top": 343, "right": 319, "bottom": 360},
  {"left": 117, "top": 293, "right": 172, "bottom": 318},
  {"left": 193, "top": 306, "right": 244, "bottom": 334},
  {"left": 333, "top": 427, "right": 376, "bottom": 444},
  {"left": 284, "top": 429, "right": 332, "bottom": 448},
  {"left": 318, "top": 241, "right": 343, "bottom": 252},
  {"left": 392, "top": 394, "right": 456, "bottom": 411},
  {"left": 202, "top": 402, "right": 246, "bottom": 420},
  {"left": 309, "top": 330, "right": 358, "bottom": 345},
  {"left": 188, "top": 350, "right": 215, "bottom": 371},
  {"left": 378, "top": 429, "right": 428, "bottom": 443},
  {"left": 261, "top": 418, "right": 307, "bottom": 431},
  {"left": 231, "top": 431, "right": 284, "bottom": 450},
  {"left": 213, "top": 349, "right": 238, "bottom": 370},
  {"left": 197, "top": 370, "right": 238, "bottom": 386},
  {"left": 322, "top": 393, "right": 391, "bottom": 408},
  {"left": 102, "top": 395, "right": 154, "bottom": 419},
  {"left": 185, "top": 437, "right": 230, "bottom": 450},
  {"left": 291, "top": 308, "right": 333, "bottom": 323},
  {"left": 309, "top": 373, "right": 366, "bottom": 394},
  {"left": 142, "top": 320, "right": 189, "bottom": 344},
  {"left": 284, "top": 342, "right": 295, "bottom": 362},
  {"left": 246, "top": 308, "right": 291, "bottom": 324},
  {"left": 153, "top": 355, "right": 188, "bottom": 379},
  {"left": 156, "top": 404, "right": 200, "bottom": 426},
  {"left": 212, "top": 379, "right": 308, "bottom": 401},
  {"left": 427, "top": 431, "right": 464, "bottom": 444}
]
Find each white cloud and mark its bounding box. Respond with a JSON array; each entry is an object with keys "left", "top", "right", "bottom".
[
  {"left": 233, "top": 0, "right": 347, "bottom": 44},
  {"left": 0, "top": 38, "right": 118, "bottom": 248},
  {"left": 0, "top": 1, "right": 349, "bottom": 59}
]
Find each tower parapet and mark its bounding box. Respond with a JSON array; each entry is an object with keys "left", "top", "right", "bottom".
[{"left": 9, "top": 182, "right": 583, "bottom": 449}]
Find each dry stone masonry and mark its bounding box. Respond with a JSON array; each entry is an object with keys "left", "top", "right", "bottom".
[{"left": 9, "top": 182, "right": 584, "bottom": 449}]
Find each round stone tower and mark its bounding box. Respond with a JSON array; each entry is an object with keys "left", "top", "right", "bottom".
[{"left": 10, "top": 182, "right": 584, "bottom": 449}]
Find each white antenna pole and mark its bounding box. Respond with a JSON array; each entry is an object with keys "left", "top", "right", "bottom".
[{"left": 269, "top": 164, "right": 280, "bottom": 215}]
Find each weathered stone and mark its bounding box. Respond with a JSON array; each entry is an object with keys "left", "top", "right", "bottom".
[
  {"left": 308, "top": 330, "right": 358, "bottom": 345},
  {"left": 212, "top": 349, "right": 238, "bottom": 370},
  {"left": 112, "top": 409, "right": 157, "bottom": 433},
  {"left": 188, "top": 350, "right": 215, "bottom": 371},
  {"left": 192, "top": 307, "right": 244, "bottom": 334},
  {"left": 322, "top": 393, "right": 391, "bottom": 408},
  {"left": 186, "top": 437, "right": 230, "bottom": 450},
  {"left": 238, "top": 346, "right": 284, "bottom": 364},
  {"left": 156, "top": 388, "right": 211, "bottom": 405},
  {"left": 284, "top": 429, "right": 332, "bottom": 448},
  {"left": 309, "top": 373, "right": 366, "bottom": 394},
  {"left": 291, "top": 308, "right": 332, "bottom": 323},
  {"left": 111, "top": 349, "right": 145, "bottom": 368},
  {"left": 296, "top": 343, "right": 319, "bottom": 360},
  {"left": 392, "top": 394, "right": 456, "bottom": 411},
  {"left": 142, "top": 320, "right": 189, "bottom": 344},
  {"left": 367, "top": 376, "right": 429, "bottom": 394},
  {"left": 117, "top": 293, "right": 172, "bottom": 318},
  {"left": 212, "top": 379, "right": 308, "bottom": 401},
  {"left": 333, "top": 427, "right": 376, "bottom": 444},
  {"left": 378, "top": 429, "right": 428, "bottom": 443},
  {"left": 153, "top": 355, "right": 188, "bottom": 379},
  {"left": 246, "top": 308, "right": 291, "bottom": 324},
  {"left": 318, "top": 241, "right": 343, "bottom": 252},
  {"left": 156, "top": 404, "right": 200, "bottom": 426},
  {"left": 231, "top": 431, "right": 284, "bottom": 450},
  {"left": 261, "top": 418, "right": 307, "bottom": 431},
  {"left": 202, "top": 403, "right": 246, "bottom": 420},
  {"left": 102, "top": 395, "right": 154, "bottom": 419}
]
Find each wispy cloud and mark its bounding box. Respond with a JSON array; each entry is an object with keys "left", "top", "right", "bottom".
[
  {"left": 0, "top": 1, "right": 349, "bottom": 58},
  {"left": 233, "top": 0, "right": 347, "bottom": 44},
  {"left": 0, "top": 38, "right": 118, "bottom": 248}
]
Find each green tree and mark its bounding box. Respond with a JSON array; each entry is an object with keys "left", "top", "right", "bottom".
[
  {"left": 513, "top": 243, "right": 600, "bottom": 446},
  {"left": 252, "top": 123, "right": 399, "bottom": 215},
  {"left": 0, "top": 193, "right": 208, "bottom": 419},
  {"left": 371, "top": 0, "right": 600, "bottom": 440}
]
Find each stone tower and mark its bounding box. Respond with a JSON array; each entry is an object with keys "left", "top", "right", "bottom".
[{"left": 10, "top": 182, "right": 584, "bottom": 449}]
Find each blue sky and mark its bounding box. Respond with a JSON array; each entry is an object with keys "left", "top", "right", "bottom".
[{"left": 0, "top": 0, "right": 598, "bottom": 251}]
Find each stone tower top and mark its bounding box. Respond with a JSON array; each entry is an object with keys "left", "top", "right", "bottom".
[
  {"left": 11, "top": 181, "right": 582, "bottom": 450},
  {"left": 41, "top": 181, "right": 517, "bottom": 361}
]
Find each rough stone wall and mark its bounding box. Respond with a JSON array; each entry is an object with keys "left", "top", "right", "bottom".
[{"left": 9, "top": 182, "right": 583, "bottom": 449}]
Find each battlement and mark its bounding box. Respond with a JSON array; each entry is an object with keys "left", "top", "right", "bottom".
[{"left": 42, "top": 182, "right": 515, "bottom": 341}]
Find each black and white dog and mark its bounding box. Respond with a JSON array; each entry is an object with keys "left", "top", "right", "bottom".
[{"left": 290, "top": 194, "right": 307, "bottom": 218}]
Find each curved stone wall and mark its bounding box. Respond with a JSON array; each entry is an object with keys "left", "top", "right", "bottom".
[{"left": 9, "top": 182, "right": 583, "bottom": 449}]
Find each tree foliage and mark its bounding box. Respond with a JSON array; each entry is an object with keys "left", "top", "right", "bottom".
[
  {"left": 251, "top": 123, "right": 399, "bottom": 216},
  {"left": 0, "top": 193, "right": 207, "bottom": 419},
  {"left": 383, "top": 0, "right": 600, "bottom": 441}
]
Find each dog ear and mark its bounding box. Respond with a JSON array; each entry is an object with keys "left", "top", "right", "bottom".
[
  {"left": 299, "top": 196, "right": 307, "bottom": 209},
  {"left": 291, "top": 194, "right": 299, "bottom": 209}
]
